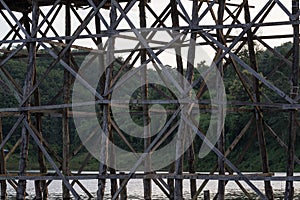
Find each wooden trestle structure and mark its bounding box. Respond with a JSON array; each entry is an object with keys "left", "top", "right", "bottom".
[{"left": 0, "top": 0, "right": 300, "bottom": 199}]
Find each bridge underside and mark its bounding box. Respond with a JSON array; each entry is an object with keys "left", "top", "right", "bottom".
[{"left": 0, "top": 0, "right": 299, "bottom": 199}]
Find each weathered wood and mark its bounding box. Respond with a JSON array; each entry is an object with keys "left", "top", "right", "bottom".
[
  {"left": 111, "top": 107, "right": 182, "bottom": 200},
  {"left": 0, "top": 172, "right": 281, "bottom": 181},
  {"left": 34, "top": 56, "right": 48, "bottom": 200},
  {"left": 0, "top": 9, "right": 24, "bottom": 40},
  {"left": 16, "top": 5, "right": 38, "bottom": 198},
  {"left": 139, "top": 0, "right": 152, "bottom": 199},
  {"left": 216, "top": 1, "right": 225, "bottom": 199},
  {"left": 204, "top": 190, "right": 210, "bottom": 200},
  {"left": 192, "top": 117, "right": 254, "bottom": 200},
  {"left": 0, "top": 0, "right": 300, "bottom": 199},
  {"left": 97, "top": 2, "right": 116, "bottom": 199},
  {"left": 244, "top": 1, "right": 274, "bottom": 199},
  {"left": 62, "top": 1, "right": 71, "bottom": 199},
  {"left": 186, "top": 1, "right": 198, "bottom": 199},
  {"left": 285, "top": 1, "right": 299, "bottom": 199},
  {"left": 0, "top": 12, "right": 23, "bottom": 47},
  {"left": 112, "top": 121, "right": 171, "bottom": 198},
  {"left": 0, "top": 118, "right": 6, "bottom": 199},
  {"left": 109, "top": 112, "right": 118, "bottom": 196},
  {"left": 71, "top": 5, "right": 98, "bottom": 45},
  {"left": 70, "top": 153, "right": 93, "bottom": 199},
  {"left": 168, "top": 163, "right": 175, "bottom": 200},
  {"left": 174, "top": 125, "right": 184, "bottom": 200},
  {"left": 182, "top": 116, "right": 267, "bottom": 199},
  {"left": 31, "top": 10, "right": 48, "bottom": 200},
  {"left": 20, "top": 0, "right": 109, "bottom": 106},
  {"left": 23, "top": 122, "right": 80, "bottom": 198},
  {"left": 5, "top": 100, "right": 300, "bottom": 115},
  {"left": 169, "top": 1, "right": 184, "bottom": 199},
  {"left": 119, "top": 172, "right": 127, "bottom": 200}
]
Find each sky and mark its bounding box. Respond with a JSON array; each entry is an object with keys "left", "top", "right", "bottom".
[{"left": 0, "top": 0, "right": 295, "bottom": 66}]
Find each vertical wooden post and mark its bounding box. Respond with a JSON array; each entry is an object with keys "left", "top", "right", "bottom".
[
  {"left": 168, "top": 163, "right": 175, "bottom": 200},
  {"left": 33, "top": 11, "right": 47, "bottom": 199},
  {"left": 97, "top": 3, "right": 116, "bottom": 199},
  {"left": 174, "top": 138, "right": 183, "bottom": 200},
  {"left": 186, "top": 0, "right": 198, "bottom": 198},
  {"left": 0, "top": 117, "right": 6, "bottom": 199},
  {"left": 170, "top": 1, "right": 183, "bottom": 199},
  {"left": 119, "top": 172, "right": 127, "bottom": 200},
  {"left": 244, "top": 1, "right": 274, "bottom": 199},
  {"left": 204, "top": 190, "right": 210, "bottom": 200},
  {"left": 170, "top": 0, "right": 184, "bottom": 76},
  {"left": 62, "top": 1, "right": 71, "bottom": 199},
  {"left": 217, "top": 1, "right": 225, "bottom": 199},
  {"left": 95, "top": 8, "right": 105, "bottom": 111},
  {"left": 170, "top": 1, "right": 184, "bottom": 199},
  {"left": 34, "top": 97, "right": 48, "bottom": 200},
  {"left": 17, "top": 1, "right": 38, "bottom": 198},
  {"left": 109, "top": 138, "right": 118, "bottom": 198},
  {"left": 94, "top": 13, "right": 107, "bottom": 198},
  {"left": 285, "top": 0, "right": 299, "bottom": 199},
  {"left": 16, "top": 12, "right": 30, "bottom": 200},
  {"left": 109, "top": 2, "right": 118, "bottom": 199},
  {"left": 139, "top": 0, "right": 152, "bottom": 199}
]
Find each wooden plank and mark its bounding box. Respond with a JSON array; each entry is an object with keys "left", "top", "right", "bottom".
[{"left": 0, "top": 172, "right": 281, "bottom": 181}]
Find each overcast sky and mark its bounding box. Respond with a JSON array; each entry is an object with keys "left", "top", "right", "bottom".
[{"left": 0, "top": 1, "right": 294, "bottom": 66}]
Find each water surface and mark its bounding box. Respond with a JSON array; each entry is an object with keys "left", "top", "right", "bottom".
[{"left": 5, "top": 172, "right": 300, "bottom": 199}]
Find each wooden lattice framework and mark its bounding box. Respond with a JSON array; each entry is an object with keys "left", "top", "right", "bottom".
[{"left": 0, "top": 0, "right": 299, "bottom": 199}]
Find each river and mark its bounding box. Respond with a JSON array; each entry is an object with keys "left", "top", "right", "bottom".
[{"left": 4, "top": 172, "right": 300, "bottom": 199}]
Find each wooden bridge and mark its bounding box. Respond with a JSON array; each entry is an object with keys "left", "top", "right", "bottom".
[{"left": 0, "top": 0, "right": 299, "bottom": 199}]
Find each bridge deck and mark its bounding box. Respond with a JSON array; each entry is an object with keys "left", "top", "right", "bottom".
[{"left": 0, "top": 0, "right": 135, "bottom": 12}]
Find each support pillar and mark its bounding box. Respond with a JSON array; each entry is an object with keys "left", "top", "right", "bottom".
[
  {"left": 170, "top": 1, "right": 184, "bottom": 199},
  {"left": 62, "top": 1, "right": 71, "bottom": 199},
  {"left": 139, "top": 0, "right": 152, "bottom": 199},
  {"left": 97, "top": 3, "right": 116, "bottom": 200},
  {"left": 216, "top": 1, "right": 225, "bottom": 199},
  {"left": 244, "top": 1, "right": 273, "bottom": 199},
  {"left": 187, "top": 0, "right": 198, "bottom": 198},
  {"left": 0, "top": 118, "right": 6, "bottom": 199},
  {"left": 17, "top": 1, "right": 39, "bottom": 198},
  {"left": 285, "top": 0, "right": 299, "bottom": 199}
]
